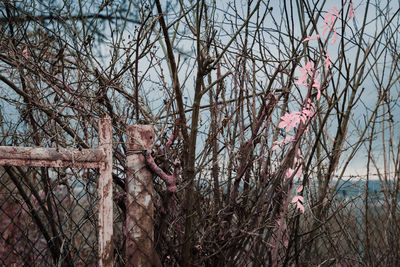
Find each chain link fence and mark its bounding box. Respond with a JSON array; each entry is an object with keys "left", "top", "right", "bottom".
[
  {"left": 0, "top": 166, "right": 99, "bottom": 266},
  {"left": 299, "top": 179, "right": 400, "bottom": 266},
  {"left": 1, "top": 154, "right": 398, "bottom": 266}
]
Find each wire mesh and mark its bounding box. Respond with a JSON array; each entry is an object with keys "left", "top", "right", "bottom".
[
  {"left": 121, "top": 125, "right": 156, "bottom": 266},
  {"left": 0, "top": 166, "right": 99, "bottom": 266},
  {"left": 297, "top": 180, "right": 400, "bottom": 266}
]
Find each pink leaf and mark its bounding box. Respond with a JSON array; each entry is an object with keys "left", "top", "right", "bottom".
[
  {"left": 273, "top": 139, "right": 284, "bottom": 147},
  {"left": 313, "top": 77, "right": 320, "bottom": 89},
  {"left": 296, "top": 75, "right": 307, "bottom": 86},
  {"left": 284, "top": 135, "right": 294, "bottom": 143},
  {"left": 302, "top": 108, "right": 314, "bottom": 118},
  {"left": 286, "top": 168, "right": 294, "bottom": 179},
  {"left": 302, "top": 36, "right": 314, "bottom": 42},
  {"left": 302, "top": 35, "right": 320, "bottom": 42},
  {"left": 296, "top": 185, "right": 303, "bottom": 193},
  {"left": 279, "top": 112, "right": 302, "bottom": 132},
  {"left": 329, "top": 7, "right": 339, "bottom": 17},
  {"left": 305, "top": 61, "right": 313, "bottom": 71},
  {"left": 348, "top": 3, "right": 355, "bottom": 19},
  {"left": 322, "top": 7, "right": 339, "bottom": 38},
  {"left": 325, "top": 58, "right": 332, "bottom": 69},
  {"left": 292, "top": 195, "right": 304, "bottom": 205},
  {"left": 299, "top": 67, "right": 307, "bottom": 75},
  {"left": 322, "top": 24, "right": 329, "bottom": 36},
  {"left": 324, "top": 51, "right": 333, "bottom": 69},
  {"left": 278, "top": 121, "right": 287, "bottom": 130},
  {"left": 22, "top": 49, "right": 29, "bottom": 59},
  {"left": 292, "top": 195, "right": 304, "bottom": 203},
  {"left": 297, "top": 148, "right": 303, "bottom": 158},
  {"left": 292, "top": 192, "right": 305, "bottom": 213},
  {"left": 296, "top": 165, "right": 303, "bottom": 178},
  {"left": 297, "top": 202, "right": 305, "bottom": 213},
  {"left": 331, "top": 29, "right": 338, "bottom": 45}
]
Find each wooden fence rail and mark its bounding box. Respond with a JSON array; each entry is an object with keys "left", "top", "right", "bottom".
[{"left": 0, "top": 116, "right": 113, "bottom": 266}]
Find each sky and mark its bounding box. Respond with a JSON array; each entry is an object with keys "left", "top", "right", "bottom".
[{"left": 0, "top": 0, "right": 399, "bottom": 182}]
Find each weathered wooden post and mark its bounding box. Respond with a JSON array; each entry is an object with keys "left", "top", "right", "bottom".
[
  {"left": 98, "top": 116, "right": 113, "bottom": 267},
  {"left": 126, "top": 125, "right": 154, "bottom": 266}
]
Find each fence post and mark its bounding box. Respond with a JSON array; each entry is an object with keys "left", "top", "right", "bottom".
[
  {"left": 126, "top": 125, "right": 154, "bottom": 266},
  {"left": 98, "top": 116, "right": 113, "bottom": 267}
]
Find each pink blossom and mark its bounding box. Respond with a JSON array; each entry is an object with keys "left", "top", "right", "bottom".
[
  {"left": 278, "top": 102, "right": 315, "bottom": 133},
  {"left": 286, "top": 165, "right": 302, "bottom": 179},
  {"left": 313, "top": 77, "right": 320, "bottom": 89},
  {"left": 299, "top": 66, "right": 307, "bottom": 76},
  {"left": 321, "top": 6, "right": 340, "bottom": 45}
]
